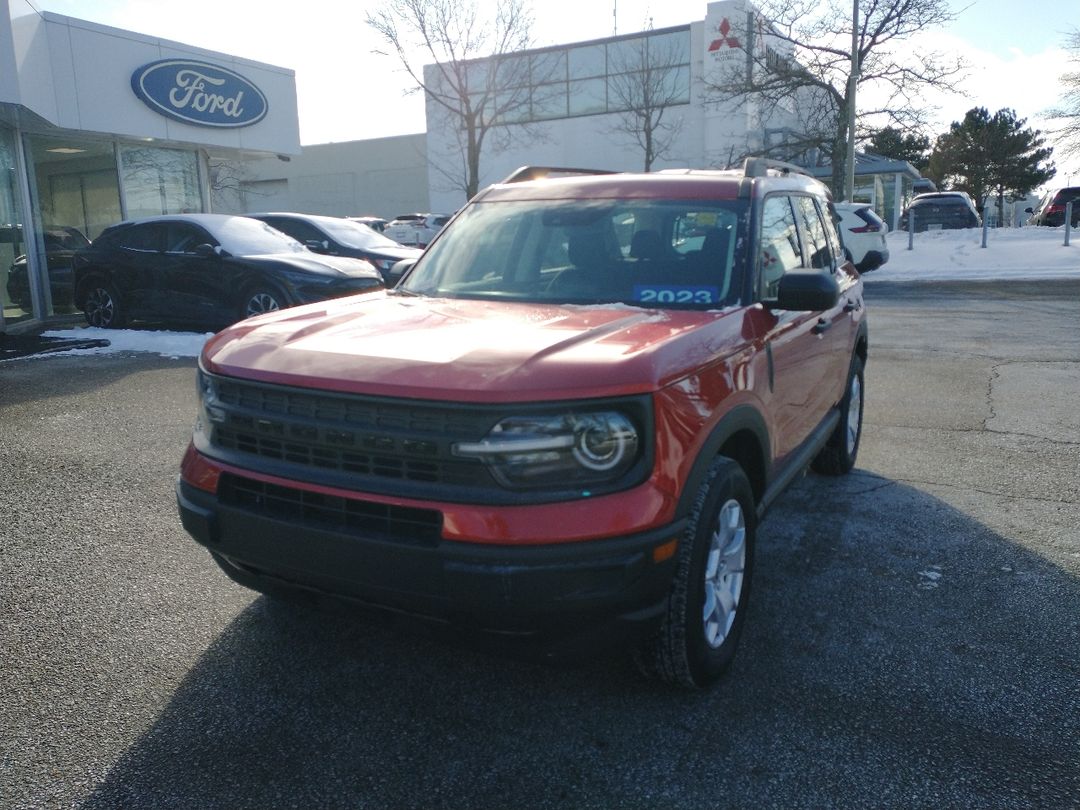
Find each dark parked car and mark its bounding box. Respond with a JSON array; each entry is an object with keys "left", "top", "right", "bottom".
[
  {"left": 73, "top": 214, "right": 383, "bottom": 329},
  {"left": 899, "top": 192, "right": 981, "bottom": 232},
  {"left": 1025, "top": 187, "right": 1080, "bottom": 227},
  {"left": 248, "top": 212, "right": 422, "bottom": 282},
  {"left": 6, "top": 225, "right": 89, "bottom": 311}
]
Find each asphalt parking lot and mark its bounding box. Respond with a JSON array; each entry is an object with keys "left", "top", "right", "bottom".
[{"left": 2, "top": 279, "right": 1078, "bottom": 809}]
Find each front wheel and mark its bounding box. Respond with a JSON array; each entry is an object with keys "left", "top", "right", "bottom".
[
  {"left": 637, "top": 457, "right": 756, "bottom": 688},
  {"left": 812, "top": 354, "right": 865, "bottom": 476},
  {"left": 82, "top": 282, "right": 126, "bottom": 328},
  {"left": 238, "top": 286, "right": 285, "bottom": 320}
]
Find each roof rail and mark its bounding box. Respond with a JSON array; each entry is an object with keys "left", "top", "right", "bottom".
[
  {"left": 500, "top": 166, "right": 619, "bottom": 184},
  {"left": 741, "top": 157, "right": 812, "bottom": 178}
]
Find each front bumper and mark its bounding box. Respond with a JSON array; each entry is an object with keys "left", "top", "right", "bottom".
[{"left": 177, "top": 476, "right": 684, "bottom": 638}]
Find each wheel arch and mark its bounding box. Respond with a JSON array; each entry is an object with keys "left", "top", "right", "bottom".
[{"left": 676, "top": 405, "right": 770, "bottom": 520}]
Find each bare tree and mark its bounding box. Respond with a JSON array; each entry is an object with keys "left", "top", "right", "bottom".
[
  {"left": 606, "top": 27, "right": 690, "bottom": 171},
  {"left": 706, "top": 0, "right": 964, "bottom": 197},
  {"left": 367, "top": 0, "right": 549, "bottom": 200},
  {"left": 1049, "top": 29, "right": 1080, "bottom": 161}
]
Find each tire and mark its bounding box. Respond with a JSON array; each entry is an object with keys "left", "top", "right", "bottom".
[
  {"left": 82, "top": 281, "right": 127, "bottom": 329},
  {"left": 812, "top": 354, "right": 864, "bottom": 476},
  {"left": 636, "top": 457, "right": 756, "bottom": 688},
  {"left": 239, "top": 285, "right": 285, "bottom": 320}
]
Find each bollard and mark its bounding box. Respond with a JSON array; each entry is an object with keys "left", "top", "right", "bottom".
[
  {"left": 981, "top": 206, "right": 989, "bottom": 248},
  {"left": 907, "top": 209, "right": 914, "bottom": 250},
  {"left": 1066, "top": 202, "right": 1073, "bottom": 247}
]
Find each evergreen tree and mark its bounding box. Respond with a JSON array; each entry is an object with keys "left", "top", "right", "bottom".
[
  {"left": 867, "top": 127, "right": 931, "bottom": 172},
  {"left": 927, "top": 107, "right": 1055, "bottom": 223}
]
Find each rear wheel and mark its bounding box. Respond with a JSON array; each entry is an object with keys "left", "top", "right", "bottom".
[
  {"left": 239, "top": 286, "right": 285, "bottom": 320},
  {"left": 82, "top": 282, "right": 126, "bottom": 329},
  {"left": 812, "top": 354, "right": 864, "bottom": 475},
  {"left": 637, "top": 457, "right": 755, "bottom": 688}
]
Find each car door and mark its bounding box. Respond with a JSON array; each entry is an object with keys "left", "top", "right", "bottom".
[
  {"left": 111, "top": 222, "right": 166, "bottom": 317},
  {"left": 159, "top": 221, "right": 230, "bottom": 325},
  {"left": 793, "top": 195, "right": 856, "bottom": 406},
  {"left": 752, "top": 193, "right": 842, "bottom": 464}
]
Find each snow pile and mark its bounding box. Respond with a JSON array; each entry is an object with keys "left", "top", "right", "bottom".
[
  {"left": 869, "top": 226, "right": 1080, "bottom": 282},
  {"left": 39, "top": 326, "right": 212, "bottom": 358}
]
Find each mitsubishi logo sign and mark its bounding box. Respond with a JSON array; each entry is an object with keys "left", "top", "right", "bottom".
[{"left": 708, "top": 18, "right": 741, "bottom": 52}]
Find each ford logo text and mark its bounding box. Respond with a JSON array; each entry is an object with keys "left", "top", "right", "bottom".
[{"left": 131, "top": 59, "right": 268, "bottom": 128}]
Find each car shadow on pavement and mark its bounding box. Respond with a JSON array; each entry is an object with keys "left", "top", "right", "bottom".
[{"left": 77, "top": 472, "right": 1080, "bottom": 809}]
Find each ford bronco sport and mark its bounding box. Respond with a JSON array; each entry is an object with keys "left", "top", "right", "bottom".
[{"left": 177, "top": 160, "right": 868, "bottom": 687}]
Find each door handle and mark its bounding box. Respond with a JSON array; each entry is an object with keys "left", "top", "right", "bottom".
[
  {"left": 812, "top": 317, "right": 832, "bottom": 335},
  {"left": 843, "top": 299, "right": 860, "bottom": 313}
]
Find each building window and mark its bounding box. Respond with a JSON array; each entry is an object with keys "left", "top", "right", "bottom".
[
  {"left": 120, "top": 146, "right": 202, "bottom": 219},
  {"left": 460, "top": 27, "right": 692, "bottom": 128}
]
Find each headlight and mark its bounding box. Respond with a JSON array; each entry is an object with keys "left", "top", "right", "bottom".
[
  {"left": 453, "top": 411, "right": 640, "bottom": 489},
  {"left": 194, "top": 369, "right": 226, "bottom": 438}
]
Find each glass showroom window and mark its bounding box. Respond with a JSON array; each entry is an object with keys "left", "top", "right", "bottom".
[
  {"left": 0, "top": 127, "right": 31, "bottom": 323},
  {"left": 120, "top": 145, "right": 202, "bottom": 219}
]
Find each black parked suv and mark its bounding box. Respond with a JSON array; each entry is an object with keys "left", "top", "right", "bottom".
[
  {"left": 73, "top": 214, "right": 382, "bottom": 329},
  {"left": 248, "top": 213, "right": 422, "bottom": 282},
  {"left": 899, "top": 192, "right": 981, "bottom": 231},
  {"left": 1026, "top": 187, "right": 1080, "bottom": 227}
]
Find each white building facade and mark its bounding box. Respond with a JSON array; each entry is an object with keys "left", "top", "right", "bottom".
[
  {"left": 0, "top": 0, "right": 300, "bottom": 330},
  {"left": 423, "top": 0, "right": 801, "bottom": 213}
]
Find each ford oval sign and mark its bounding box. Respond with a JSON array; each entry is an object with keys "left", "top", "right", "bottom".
[{"left": 131, "top": 59, "right": 268, "bottom": 128}]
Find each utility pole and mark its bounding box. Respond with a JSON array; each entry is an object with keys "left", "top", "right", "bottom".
[
  {"left": 844, "top": 0, "right": 859, "bottom": 202},
  {"left": 613, "top": 1, "right": 617, "bottom": 35}
]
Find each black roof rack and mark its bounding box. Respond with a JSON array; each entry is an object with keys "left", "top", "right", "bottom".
[
  {"left": 741, "top": 157, "right": 812, "bottom": 178},
  {"left": 500, "top": 166, "right": 619, "bottom": 184}
]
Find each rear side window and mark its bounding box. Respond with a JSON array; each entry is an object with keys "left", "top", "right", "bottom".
[
  {"left": 120, "top": 223, "right": 163, "bottom": 252},
  {"left": 793, "top": 195, "right": 834, "bottom": 270}
]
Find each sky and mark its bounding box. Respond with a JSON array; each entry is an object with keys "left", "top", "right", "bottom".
[{"left": 33, "top": 0, "right": 1080, "bottom": 179}]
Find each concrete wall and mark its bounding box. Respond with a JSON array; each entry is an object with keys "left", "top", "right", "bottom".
[{"left": 228, "top": 135, "right": 429, "bottom": 219}]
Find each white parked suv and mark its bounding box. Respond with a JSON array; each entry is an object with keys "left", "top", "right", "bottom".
[
  {"left": 382, "top": 213, "right": 452, "bottom": 248},
  {"left": 834, "top": 203, "right": 889, "bottom": 273}
]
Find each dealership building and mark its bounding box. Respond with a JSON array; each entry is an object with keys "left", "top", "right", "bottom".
[
  {"left": 0, "top": 0, "right": 300, "bottom": 330},
  {"left": 237, "top": 0, "right": 919, "bottom": 228}
]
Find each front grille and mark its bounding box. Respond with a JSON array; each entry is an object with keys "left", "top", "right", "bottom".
[
  {"left": 219, "top": 473, "right": 442, "bottom": 546},
  {"left": 208, "top": 376, "right": 494, "bottom": 489}
]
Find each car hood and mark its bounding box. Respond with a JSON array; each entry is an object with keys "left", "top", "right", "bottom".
[
  {"left": 367, "top": 245, "right": 423, "bottom": 261},
  {"left": 201, "top": 293, "right": 746, "bottom": 402},
  {"left": 243, "top": 252, "right": 380, "bottom": 278}
]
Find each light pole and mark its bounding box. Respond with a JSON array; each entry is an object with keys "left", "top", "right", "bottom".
[{"left": 844, "top": 0, "right": 859, "bottom": 202}]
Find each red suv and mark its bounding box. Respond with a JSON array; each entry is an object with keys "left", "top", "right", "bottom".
[{"left": 177, "top": 161, "right": 868, "bottom": 687}]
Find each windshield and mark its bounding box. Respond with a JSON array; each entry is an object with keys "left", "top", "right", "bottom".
[
  {"left": 317, "top": 217, "right": 402, "bottom": 250},
  {"left": 399, "top": 198, "right": 747, "bottom": 309},
  {"left": 216, "top": 217, "right": 307, "bottom": 255}
]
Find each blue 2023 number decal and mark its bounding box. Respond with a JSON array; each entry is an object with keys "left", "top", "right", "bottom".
[{"left": 633, "top": 285, "right": 720, "bottom": 305}]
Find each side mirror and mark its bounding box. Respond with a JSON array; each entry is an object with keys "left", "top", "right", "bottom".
[
  {"left": 1024, "top": 207, "right": 1033, "bottom": 214},
  {"left": 388, "top": 258, "right": 416, "bottom": 285},
  {"left": 305, "top": 239, "right": 330, "bottom": 253},
  {"left": 770, "top": 271, "right": 841, "bottom": 311},
  {"left": 194, "top": 243, "right": 218, "bottom": 259}
]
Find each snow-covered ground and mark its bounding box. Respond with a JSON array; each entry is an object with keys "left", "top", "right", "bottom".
[
  {"left": 868, "top": 225, "right": 1080, "bottom": 282},
  {"left": 29, "top": 225, "right": 1080, "bottom": 358},
  {"left": 37, "top": 326, "right": 213, "bottom": 359}
]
